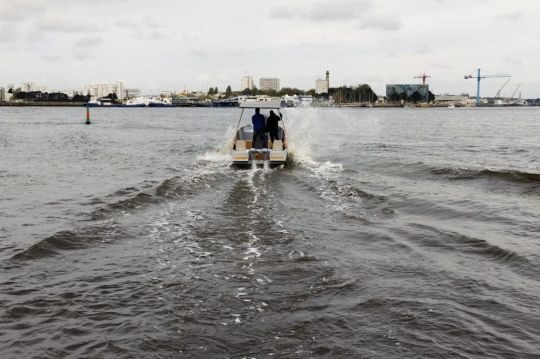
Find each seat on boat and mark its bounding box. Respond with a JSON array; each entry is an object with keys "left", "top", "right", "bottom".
[
  {"left": 272, "top": 140, "right": 283, "bottom": 151},
  {"left": 235, "top": 140, "right": 246, "bottom": 150}
]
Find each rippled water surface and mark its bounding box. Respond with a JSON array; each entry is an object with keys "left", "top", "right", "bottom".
[{"left": 1, "top": 107, "right": 539, "bottom": 358}]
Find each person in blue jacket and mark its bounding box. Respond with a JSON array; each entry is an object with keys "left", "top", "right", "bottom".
[{"left": 251, "top": 108, "right": 267, "bottom": 149}]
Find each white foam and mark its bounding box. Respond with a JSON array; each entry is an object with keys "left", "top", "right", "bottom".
[{"left": 195, "top": 151, "right": 230, "bottom": 167}]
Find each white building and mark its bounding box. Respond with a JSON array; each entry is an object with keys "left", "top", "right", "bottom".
[
  {"left": 20, "top": 82, "right": 36, "bottom": 92},
  {"left": 85, "top": 82, "right": 125, "bottom": 100},
  {"left": 241, "top": 76, "right": 254, "bottom": 90},
  {"left": 0, "top": 87, "right": 5, "bottom": 102},
  {"left": 315, "top": 70, "right": 330, "bottom": 95},
  {"left": 259, "top": 77, "right": 280, "bottom": 92},
  {"left": 20, "top": 82, "right": 49, "bottom": 93}
]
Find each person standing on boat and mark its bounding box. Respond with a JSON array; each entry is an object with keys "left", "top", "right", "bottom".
[
  {"left": 252, "top": 108, "right": 267, "bottom": 149},
  {"left": 266, "top": 110, "right": 281, "bottom": 144}
]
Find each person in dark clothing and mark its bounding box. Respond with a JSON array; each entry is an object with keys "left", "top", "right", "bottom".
[
  {"left": 266, "top": 110, "right": 281, "bottom": 144},
  {"left": 251, "top": 108, "right": 267, "bottom": 149}
]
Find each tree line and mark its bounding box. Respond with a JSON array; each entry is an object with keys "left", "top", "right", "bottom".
[
  {"left": 13, "top": 91, "right": 90, "bottom": 102},
  {"left": 205, "top": 84, "right": 379, "bottom": 101},
  {"left": 329, "top": 84, "right": 378, "bottom": 103}
]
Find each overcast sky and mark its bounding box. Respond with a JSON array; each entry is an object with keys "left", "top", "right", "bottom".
[{"left": 1, "top": 0, "right": 539, "bottom": 97}]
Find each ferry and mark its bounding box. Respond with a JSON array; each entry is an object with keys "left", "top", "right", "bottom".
[
  {"left": 230, "top": 100, "right": 288, "bottom": 168},
  {"left": 148, "top": 97, "right": 173, "bottom": 107},
  {"left": 124, "top": 97, "right": 147, "bottom": 107}
]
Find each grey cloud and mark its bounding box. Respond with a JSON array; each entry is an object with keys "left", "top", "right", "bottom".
[
  {"left": 1, "top": 0, "right": 135, "bottom": 23},
  {"left": 131, "top": 30, "right": 169, "bottom": 40},
  {"left": 269, "top": 6, "right": 296, "bottom": 19},
  {"left": 0, "top": 1, "right": 47, "bottom": 22},
  {"left": 43, "top": 55, "right": 62, "bottom": 62},
  {"left": 270, "top": 0, "right": 372, "bottom": 22},
  {"left": 505, "top": 57, "right": 522, "bottom": 66},
  {"left": 70, "top": 36, "right": 103, "bottom": 60},
  {"left": 0, "top": 23, "right": 19, "bottom": 42},
  {"left": 36, "top": 15, "right": 103, "bottom": 33},
  {"left": 116, "top": 18, "right": 171, "bottom": 40},
  {"left": 431, "top": 63, "right": 453, "bottom": 70},
  {"left": 495, "top": 12, "right": 522, "bottom": 21},
  {"left": 72, "top": 36, "right": 103, "bottom": 48},
  {"left": 190, "top": 49, "right": 208, "bottom": 57},
  {"left": 415, "top": 45, "right": 432, "bottom": 55},
  {"left": 359, "top": 15, "right": 402, "bottom": 31},
  {"left": 70, "top": 36, "right": 102, "bottom": 60}
]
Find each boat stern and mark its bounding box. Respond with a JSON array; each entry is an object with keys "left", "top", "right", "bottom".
[{"left": 231, "top": 148, "right": 287, "bottom": 167}]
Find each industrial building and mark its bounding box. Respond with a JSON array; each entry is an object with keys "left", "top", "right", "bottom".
[
  {"left": 386, "top": 84, "right": 429, "bottom": 102},
  {"left": 315, "top": 70, "right": 330, "bottom": 94}
]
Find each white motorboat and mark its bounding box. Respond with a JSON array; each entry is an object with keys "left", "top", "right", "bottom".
[{"left": 230, "top": 100, "right": 288, "bottom": 168}]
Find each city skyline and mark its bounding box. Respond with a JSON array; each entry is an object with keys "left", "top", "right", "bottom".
[{"left": 1, "top": 0, "right": 539, "bottom": 97}]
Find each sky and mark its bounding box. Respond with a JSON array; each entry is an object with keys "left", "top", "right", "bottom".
[{"left": 1, "top": 0, "right": 539, "bottom": 97}]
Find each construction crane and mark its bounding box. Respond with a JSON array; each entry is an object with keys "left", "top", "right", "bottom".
[
  {"left": 414, "top": 73, "right": 431, "bottom": 85},
  {"left": 494, "top": 78, "right": 511, "bottom": 98},
  {"left": 464, "top": 68, "right": 511, "bottom": 106},
  {"left": 511, "top": 84, "right": 521, "bottom": 99}
]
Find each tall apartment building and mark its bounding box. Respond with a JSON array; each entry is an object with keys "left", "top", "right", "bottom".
[
  {"left": 20, "top": 82, "right": 49, "bottom": 93},
  {"left": 20, "top": 82, "right": 36, "bottom": 92},
  {"left": 85, "top": 82, "right": 125, "bottom": 100},
  {"left": 241, "top": 76, "right": 254, "bottom": 90},
  {"left": 259, "top": 77, "right": 280, "bottom": 92}
]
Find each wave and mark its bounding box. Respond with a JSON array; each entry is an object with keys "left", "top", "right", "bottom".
[
  {"left": 429, "top": 167, "right": 540, "bottom": 183},
  {"left": 90, "top": 192, "right": 157, "bottom": 220},
  {"left": 407, "top": 223, "right": 537, "bottom": 273},
  {"left": 392, "top": 162, "right": 540, "bottom": 186},
  {"left": 11, "top": 226, "right": 124, "bottom": 261}
]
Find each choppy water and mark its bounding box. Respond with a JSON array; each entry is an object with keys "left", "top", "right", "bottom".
[{"left": 1, "top": 107, "right": 539, "bottom": 358}]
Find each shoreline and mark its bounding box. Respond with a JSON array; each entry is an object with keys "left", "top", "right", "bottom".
[{"left": 0, "top": 102, "right": 535, "bottom": 108}]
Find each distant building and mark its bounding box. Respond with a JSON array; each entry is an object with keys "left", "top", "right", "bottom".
[
  {"left": 20, "top": 82, "right": 49, "bottom": 93},
  {"left": 386, "top": 84, "right": 429, "bottom": 102},
  {"left": 85, "top": 82, "right": 124, "bottom": 100},
  {"left": 435, "top": 94, "right": 469, "bottom": 102},
  {"left": 0, "top": 87, "right": 5, "bottom": 102},
  {"left": 259, "top": 77, "right": 280, "bottom": 92},
  {"left": 241, "top": 76, "right": 254, "bottom": 90},
  {"left": 124, "top": 88, "right": 141, "bottom": 98},
  {"left": 20, "top": 82, "right": 36, "bottom": 92},
  {"left": 315, "top": 70, "right": 330, "bottom": 95}
]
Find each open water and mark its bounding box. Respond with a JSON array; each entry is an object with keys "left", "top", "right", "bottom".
[{"left": 0, "top": 107, "right": 539, "bottom": 358}]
